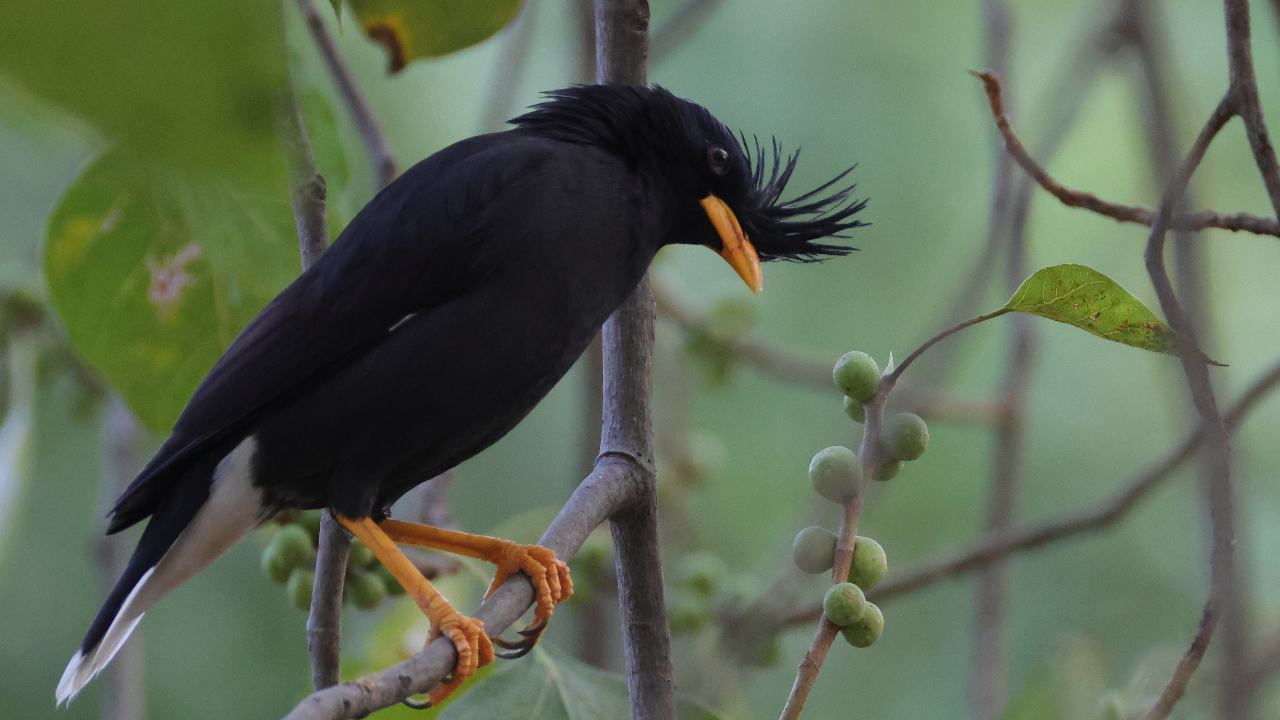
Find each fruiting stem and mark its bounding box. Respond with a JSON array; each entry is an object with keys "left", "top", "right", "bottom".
[
  {"left": 778, "top": 391, "right": 881, "bottom": 720},
  {"left": 887, "top": 308, "right": 1012, "bottom": 385}
]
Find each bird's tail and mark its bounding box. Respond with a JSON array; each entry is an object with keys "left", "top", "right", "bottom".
[{"left": 56, "top": 437, "right": 264, "bottom": 705}]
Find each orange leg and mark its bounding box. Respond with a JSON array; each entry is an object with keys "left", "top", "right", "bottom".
[
  {"left": 335, "top": 513, "right": 495, "bottom": 705},
  {"left": 379, "top": 519, "right": 573, "bottom": 632}
]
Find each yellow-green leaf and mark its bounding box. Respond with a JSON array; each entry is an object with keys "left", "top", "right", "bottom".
[
  {"left": 1004, "top": 264, "right": 1187, "bottom": 358},
  {"left": 348, "top": 0, "right": 522, "bottom": 73},
  {"left": 43, "top": 148, "right": 303, "bottom": 432}
]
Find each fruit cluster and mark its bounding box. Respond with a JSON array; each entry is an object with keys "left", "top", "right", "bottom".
[
  {"left": 792, "top": 528, "right": 886, "bottom": 647},
  {"left": 260, "top": 510, "right": 406, "bottom": 612},
  {"left": 832, "top": 351, "right": 929, "bottom": 480}
]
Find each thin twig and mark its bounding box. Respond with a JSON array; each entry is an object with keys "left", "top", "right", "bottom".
[
  {"left": 888, "top": 309, "right": 1011, "bottom": 382},
  {"left": 777, "top": 378, "right": 885, "bottom": 720},
  {"left": 294, "top": 0, "right": 398, "bottom": 190},
  {"left": 653, "top": 279, "right": 1000, "bottom": 424},
  {"left": 1141, "top": 83, "right": 1241, "bottom": 720},
  {"left": 1139, "top": 602, "right": 1218, "bottom": 720},
  {"left": 778, "top": 355, "right": 1280, "bottom": 622},
  {"left": 974, "top": 72, "right": 1280, "bottom": 238},
  {"left": 279, "top": 39, "right": 345, "bottom": 691}
]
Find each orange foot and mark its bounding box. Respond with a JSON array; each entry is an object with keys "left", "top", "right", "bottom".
[
  {"left": 380, "top": 519, "right": 573, "bottom": 659},
  {"left": 336, "top": 514, "right": 496, "bottom": 706}
]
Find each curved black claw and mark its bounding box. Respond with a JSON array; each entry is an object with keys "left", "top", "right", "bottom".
[
  {"left": 402, "top": 695, "right": 433, "bottom": 710},
  {"left": 493, "top": 620, "right": 547, "bottom": 659}
]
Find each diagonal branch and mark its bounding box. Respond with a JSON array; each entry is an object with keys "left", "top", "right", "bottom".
[
  {"left": 974, "top": 72, "right": 1280, "bottom": 238},
  {"left": 294, "top": 0, "right": 398, "bottom": 190}
]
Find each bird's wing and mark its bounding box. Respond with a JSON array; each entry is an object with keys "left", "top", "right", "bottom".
[{"left": 108, "top": 132, "right": 539, "bottom": 531}]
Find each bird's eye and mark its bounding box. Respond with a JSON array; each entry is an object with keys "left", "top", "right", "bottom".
[{"left": 707, "top": 147, "right": 730, "bottom": 175}]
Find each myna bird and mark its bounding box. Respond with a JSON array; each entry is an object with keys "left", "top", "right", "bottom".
[{"left": 56, "top": 84, "right": 865, "bottom": 705}]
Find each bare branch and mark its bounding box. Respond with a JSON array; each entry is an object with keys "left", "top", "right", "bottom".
[
  {"left": 307, "top": 512, "right": 349, "bottom": 690},
  {"left": 974, "top": 72, "right": 1280, "bottom": 238},
  {"left": 282, "top": 457, "right": 643, "bottom": 720},
  {"left": 1139, "top": 602, "right": 1217, "bottom": 720},
  {"left": 294, "top": 0, "right": 398, "bottom": 190}
]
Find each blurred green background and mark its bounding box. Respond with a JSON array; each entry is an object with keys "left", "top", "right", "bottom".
[{"left": 2, "top": 0, "right": 1280, "bottom": 718}]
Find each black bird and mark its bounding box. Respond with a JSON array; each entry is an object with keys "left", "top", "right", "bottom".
[{"left": 57, "top": 84, "right": 864, "bottom": 705}]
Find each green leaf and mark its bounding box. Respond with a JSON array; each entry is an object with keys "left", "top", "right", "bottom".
[
  {"left": 1004, "top": 264, "right": 1192, "bottom": 359},
  {"left": 439, "top": 645, "right": 721, "bottom": 720},
  {"left": 0, "top": 0, "right": 288, "bottom": 175},
  {"left": 43, "top": 147, "right": 303, "bottom": 432},
  {"left": 347, "top": 0, "right": 522, "bottom": 73}
]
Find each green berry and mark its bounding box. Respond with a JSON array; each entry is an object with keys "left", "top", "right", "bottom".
[
  {"left": 345, "top": 567, "right": 387, "bottom": 610},
  {"left": 295, "top": 510, "right": 323, "bottom": 542},
  {"left": 809, "top": 446, "right": 862, "bottom": 503},
  {"left": 881, "top": 413, "right": 929, "bottom": 461},
  {"left": 842, "top": 395, "right": 865, "bottom": 423},
  {"left": 348, "top": 540, "right": 376, "bottom": 569},
  {"left": 287, "top": 568, "right": 315, "bottom": 612},
  {"left": 847, "top": 537, "right": 887, "bottom": 590},
  {"left": 833, "top": 351, "right": 880, "bottom": 402},
  {"left": 872, "top": 459, "right": 903, "bottom": 481},
  {"left": 840, "top": 602, "right": 883, "bottom": 647},
  {"left": 679, "top": 552, "right": 728, "bottom": 597},
  {"left": 792, "top": 526, "right": 837, "bottom": 574},
  {"left": 263, "top": 524, "right": 314, "bottom": 585},
  {"left": 373, "top": 562, "right": 405, "bottom": 596},
  {"left": 668, "top": 600, "right": 708, "bottom": 634},
  {"left": 823, "top": 582, "right": 867, "bottom": 627}
]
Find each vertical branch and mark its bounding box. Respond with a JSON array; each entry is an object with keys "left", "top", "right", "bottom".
[
  {"left": 294, "top": 0, "right": 398, "bottom": 190},
  {"left": 95, "top": 397, "right": 147, "bottom": 720},
  {"left": 594, "top": 3, "right": 672, "bottom": 716},
  {"left": 971, "top": 2, "right": 1033, "bottom": 718},
  {"left": 279, "top": 27, "right": 346, "bottom": 690},
  {"left": 1142, "top": 90, "right": 1240, "bottom": 719}
]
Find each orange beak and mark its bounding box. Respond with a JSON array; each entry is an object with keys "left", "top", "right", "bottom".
[{"left": 700, "top": 195, "right": 762, "bottom": 293}]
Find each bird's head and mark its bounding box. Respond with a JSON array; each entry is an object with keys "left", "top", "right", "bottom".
[{"left": 511, "top": 85, "right": 866, "bottom": 293}]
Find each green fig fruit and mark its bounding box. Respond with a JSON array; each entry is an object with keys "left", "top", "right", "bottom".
[
  {"left": 809, "top": 446, "right": 862, "bottom": 503},
  {"left": 872, "top": 459, "right": 903, "bottom": 481},
  {"left": 833, "top": 351, "right": 880, "bottom": 402},
  {"left": 345, "top": 567, "right": 387, "bottom": 610},
  {"left": 847, "top": 536, "right": 887, "bottom": 590},
  {"left": 881, "top": 413, "right": 929, "bottom": 461},
  {"left": 843, "top": 395, "right": 865, "bottom": 423},
  {"left": 823, "top": 582, "right": 867, "bottom": 627},
  {"left": 792, "top": 526, "right": 837, "bottom": 574},
  {"left": 287, "top": 568, "right": 315, "bottom": 612},
  {"left": 263, "top": 524, "right": 314, "bottom": 585},
  {"left": 840, "top": 602, "right": 884, "bottom": 647}
]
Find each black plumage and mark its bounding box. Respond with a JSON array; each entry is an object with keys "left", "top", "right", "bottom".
[{"left": 59, "top": 84, "right": 865, "bottom": 704}]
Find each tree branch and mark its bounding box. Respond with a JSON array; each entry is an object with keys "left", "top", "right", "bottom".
[
  {"left": 278, "top": 37, "right": 347, "bottom": 691},
  {"left": 294, "top": 0, "right": 398, "bottom": 190},
  {"left": 282, "top": 457, "right": 644, "bottom": 719},
  {"left": 974, "top": 72, "right": 1280, "bottom": 238}
]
